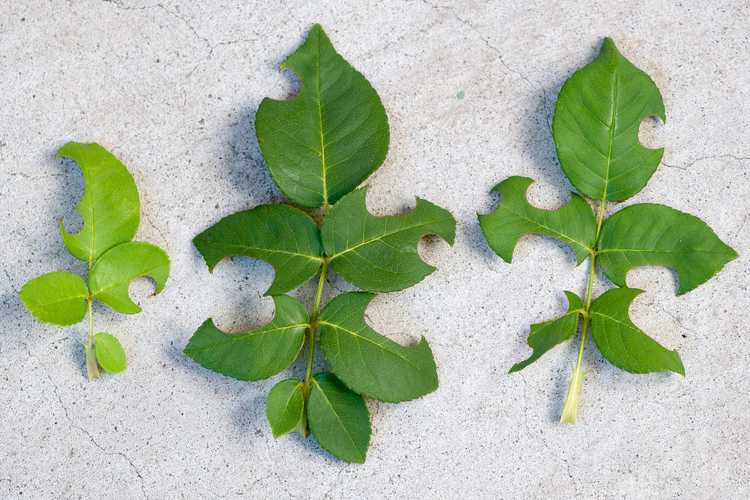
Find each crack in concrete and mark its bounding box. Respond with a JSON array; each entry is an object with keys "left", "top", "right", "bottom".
[{"left": 662, "top": 153, "right": 750, "bottom": 171}]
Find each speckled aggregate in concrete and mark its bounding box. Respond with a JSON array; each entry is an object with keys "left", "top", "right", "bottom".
[{"left": 1, "top": 1, "right": 748, "bottom": 498}]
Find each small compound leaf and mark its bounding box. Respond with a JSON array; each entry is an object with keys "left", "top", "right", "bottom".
[
  {"left": 479, "top": 177, "right": 596, "bottom": 264},
  {"left": 590, "top": 288, "right": 685, "bottom": 375},
  {"left": 193, "top": 204, "right": 323, "bottom": 295},
  {"left": 256, "top": 24, "right": 389, "bottom": 207},
  {"left": 308, "top": 372, "right": 371, "bottom": 464},
  {"left": 599, "top": 204, "right": 737, "bottom": 295},
  {"left": 510, "top": 291, "right": 584, "bottom": 373},
  {"left": 58, "top": 142, "right": 140, "bottom": 263},
  {"left": 322, "top": 188, "right": 456, "bottom": 292},
  {"left": 184, "top": 295, "right": 309, "bottom": 381},
  {"left": 319, "top": 292, "right": 438, "bottom": 402},
  {"left": 552, "top": 38, "right": 666, "bottom": 201},
  {"left": 89, "top": 242, "right": 170, "bottom": 314},
  {"left": 266, "top": 378, "right": 305, "bottom": 438},
  {"left": 94, "top": 332, "right": 127, "bottom": 373},
  {"left": 20, "top": 271, "right": 88, "bottom": 326}
]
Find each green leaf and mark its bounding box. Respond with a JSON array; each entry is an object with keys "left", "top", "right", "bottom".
[
  {"left": 478, "top": 176, "right": 596, "bottom": 264},
  {"left": 19, "top": 271, "right": 89, "bottom": 326},
  {"left": 193, "top": 204, "right": 323, "bottom": 295},
  {"left": 255, "top": 23, "right": 389, "bottom": 208},
  {"left": 319, "top": 292, "right": 438, "bottom": 402},
  {"left": 184, "top": 295, "right": 309, "bottom": 381},
  {"left": 94, "top": 332, "right": 127, "bottom": 373},
  {"left": 598, "top": 204, "right": 737, "bottom": 295},
  {"left": 552, "top": 38, "right": 666, "bottom": 201},
  {"left": 266, "top": 378, "right": 305, "bottom": 438},
  {"left": 510, "top": 291, "right": 584, "bottom": 373},
  {"left": 322, "top": 188, "right": 456, "bottom": 292},
  {"left": 590, "top": 288, "right": 685, "bottom": 375},
  {"left": 89, "top": 242, "right": 170, "bottom": 314},
  {"left": 58, "top": 142, "right": 140, "bottom": 263},
  {"left": 307, "top": 372, "right": 371, "bottom": 464}
]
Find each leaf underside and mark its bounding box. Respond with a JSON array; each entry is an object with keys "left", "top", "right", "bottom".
[
  {"left": 552, "top": 38, "right": 666, "bottom": 202},
  {"left": 19, "top": 271, "right": 89, "bottom": 326},
  {"left": 255, "top": 23, "right": 389, "bottom": 208},
  {"left": 322, "top": 188, "right": 456, "bottom": 292},
  {"left": 319, "top": 292, "right": 438, "bottom": 402},
  {"left": 478, "top": 176, "right": 596, "bottom": 265},
  {"left": 94, "top": 332, "right": 127, "bottom": 373},
  {"left": 267, "top": 378, "right": 305, "bottom": 438}
]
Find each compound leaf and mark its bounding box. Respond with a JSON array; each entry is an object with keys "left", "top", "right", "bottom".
[
  {"left": 319, "top": 292, "right": 438, "bottom": 402},
  {"left": 510, "top": 291, "right": 584, "bottom": 373},
  {"left": 590, "top": 288, "right": 684, "bottom": 375},
  {"left": 267, "top": 378, "right": 305, "bottom": 438},
  {"left": 256, "top": 23, "right": 389, "bottom": 208},
  {"left": 307, "top": 372, "right": 370, "bottom": 464},
  {"left": 552, "top": 38, "right": 665, "bottom": 201},
  {"left": 322, "top": 188, "right": 455, "bottom": 292},
  {"left": 479, "top": 176, "right": 596, "bottom": 264},
  {"left": 19, "top": 271, "right": 88, "bottom": 326},
  {"left": 89, "top": 242, "right": 170, "bottom": 314},
  {"left": 599, "top": 204, "right": 737, "bottom": 295},
  {"left": 193, "top": 204, "right": 323, "bottom": 296},
  {"left": 184, "top": 295, "right": 309, "bottom": 381},
  {"left": 58, "top": 142, "right": 140, "bottom": 263},
  {"left": 94, "top": 332, "right": 127, "bottom": 373}
]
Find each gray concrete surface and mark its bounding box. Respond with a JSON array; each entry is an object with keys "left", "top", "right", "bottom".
[{"left": 1, "top": 1, "right": 748, "bottom": 498}]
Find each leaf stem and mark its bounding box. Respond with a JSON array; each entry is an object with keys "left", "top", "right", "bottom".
[
  {"left": 84, "top": 296, "right": 100, "bottom": 381},
  {"left": 302, "top": 258, "right": 329, "bottom": 435}
]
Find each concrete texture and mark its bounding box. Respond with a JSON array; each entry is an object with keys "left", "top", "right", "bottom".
[{"left": 1, "top": 0, "right": 748, "bottom": 498}]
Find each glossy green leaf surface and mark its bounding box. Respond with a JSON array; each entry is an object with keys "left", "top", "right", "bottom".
[
  {"left": 323, "top": 188, "right": 456, "bottom": 292},
  {"left": 89, "top": 242, "right": 170, "bottom": 314},
  {"left": 590, "top": 288, "right": 684, "bottom": 375},
  {"left": 94, "top": 332, "right": 127, "bottom": 373},
  {"left": 19, "top": 271, "right": 89, "bottom": 326},
  {"left": 552, "top": 38, "right": 665, "bottom": 201},
  {"left": 307, "top": 372, "right": 371, "bottom": 463},
  {"left": 184, "top": 295, "right": 309, "bottom": 381},
  {"left": 479, "top": 176, "right": 596, "bottom": 264},
  {"left": 256, "top": 24, "right": 389, "bottom": 208},
  {"left": 266, "top": 378, "right": 305, "bottom": 438},
  {"left": 510, "top": 291, "right": 584, "bottom": 373},
  {"left": 58, "top": 142, "right": 140, "bottom": 263},
  {"left": 319, "top": 292, "right": 438, "bottom": 402},
  {"left": 599, "top": 204, "right": 737, "bottom": 295},
  {"left": 193, "top": 204, "right": 323, "bottom": 295}
]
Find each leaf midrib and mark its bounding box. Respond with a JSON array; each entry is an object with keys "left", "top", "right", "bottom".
[
  {"left": 319, "top": 320, "right": 415, "bottom": 366},
  {"left": 187, "top": 323, "right": 309, "bottom": 352}
]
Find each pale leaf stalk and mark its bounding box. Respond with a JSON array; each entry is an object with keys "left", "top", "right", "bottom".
[
  {"left": 302, "top": 258, "right": 329, "bottom": 436},
  {"left": 85, "top": 297, "right": 100, "bottom": 381}
]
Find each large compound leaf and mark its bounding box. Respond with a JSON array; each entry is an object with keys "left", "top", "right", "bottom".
[
  {"left": 552, "top": 38, "right": 666, "bottom": 201},
  {"left": 193, "top": 204, "right": 323, "bottom": 295},
  {"left": 94, "top": 332, "right": 127, "bottom": 374},
  {"left": 58, "top": 142, "right": 140, "bottom": 263},
  {"left": 322, "top": 188, "right": 456, "bottom": 292},
  {"left": 307, "top": 372, "right": 371, "bottom": 464},
  {"left": 599, "top": 204, "right": 737, "bottom": 295},
  {"left": 590, "top": 288, "right": 684, "bottom": 375},
  {"left": 256, "top": 24, "right": 389, "bottom": 208},
  {"left": 266, "top": 378, "right": 305, "bottom": 438},
  {"left": 479, "top": 177, "right": 596, "bottom": 264},
  {"left": 184, "top": 295, "right": 309, "bottom": 381},
  {"left": 510, "top": 291, "right": 584, "bottom": 373},
  {"left": 89, "top": 242, "right": 170, "bottom": 314},
  {"left": 319, "top": 292, "right": 438, "bottom": 402},
  {"left": 20, "top": 271, "right": 88, "bottom": 326}
]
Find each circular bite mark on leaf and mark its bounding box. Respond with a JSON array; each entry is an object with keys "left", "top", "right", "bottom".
[{"left": 94, "top": 332, "right": 127, "bottom": 374}]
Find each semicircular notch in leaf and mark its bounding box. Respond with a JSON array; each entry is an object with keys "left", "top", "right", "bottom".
[
  {"left": 19, "top": 271, "right": 89, "bottom": 326},
  {"left": 552, "top": 38, "right": 666, "bottom": 201},
  {"left": 255, "top": 23, "right": 389, "bottom": 208},
  {"left": 479, "top": 176, "right": 596, "bottom": 265},
  {"left": 58, "top": 142, "right": 140, "bottom": 263},
  {"left": 266, "top": 378, "right": 305, "bottom": 438},
  {"left": 598, "top": 203, "right": 737, "bottom": 295},
  {"left": 88, "top": 241, "right": 170, "bottom": 314},
  {"left": 307, "top": 372, "right": 371, "bottom": 464},
  {"left": 322, "top": 188, "right": 456, "bottom": 292},
  {"left": 590, "top": 287, "right": 685, "bottom": 375},
  {"left": 184, "top": 295, "right": 309, "bottom": 381},
  {"left": 94, "top": 332, "right": 127, "bottom": 373},
  {"left": 193, "top": 204, "right": 323, "bottom": 296},
  {"left": 319, "top": 292, "right": 438, "bottom": 402}
]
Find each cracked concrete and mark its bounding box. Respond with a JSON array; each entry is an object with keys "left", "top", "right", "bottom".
[{"left": 1, "top": 0, "right": 749, "bottom": 498}]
